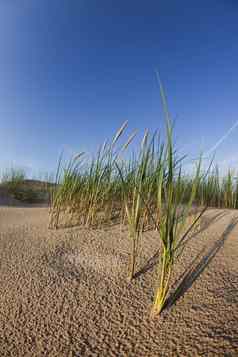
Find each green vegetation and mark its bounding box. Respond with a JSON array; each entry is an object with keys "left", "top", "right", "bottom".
[
  {"left": 1, "top": 168, "right": 52, "bottom": 204},
  {"left": 116, "top": 129, "right": 164, "bottom": 281},
  {"left": 1, "top": 167, "right": 26, "bottom": 192},
  {"left": 47, "top": 84, "right": 238, "bottom": 317},
  {"left": 48, "top": 132, "right": 238, "bottom": 231},
  {"left": 4, "top": 122, "right": 237, "bottom": 317},
  {"left": 48, "top": 129, "right": 238, "bottom": 317},
  {"left": 194, "top": 167, "right": 238, "bottom": 209},
  {"left": 150, "top": 121, "right": 203, "bottom": 316},
  {"left": 48, "top": 118, "right": 208, "bottom": 316}
]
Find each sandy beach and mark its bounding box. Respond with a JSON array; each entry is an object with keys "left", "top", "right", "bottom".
[{"left": 0, "top": 205, "right": 237, "bottom": 356}]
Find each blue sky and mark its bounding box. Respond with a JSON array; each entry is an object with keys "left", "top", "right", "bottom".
[{"left": 0, "top": 0, "right": 238, "bottom": 176}]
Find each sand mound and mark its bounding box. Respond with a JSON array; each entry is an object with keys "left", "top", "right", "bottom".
[{"left": 0, "top": 206, "right": 238, "bottom": 356}]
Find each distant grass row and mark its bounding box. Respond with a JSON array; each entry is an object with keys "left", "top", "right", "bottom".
[
  {"left": 48, "top": 127, "right": 238, "bottom": 231},
  {"left": 0, "top": 168, "right": 53, "bottom": 204}
]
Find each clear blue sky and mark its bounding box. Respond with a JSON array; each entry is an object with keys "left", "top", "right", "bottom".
[{"left": 0, "top": 1, "right": 238, "bottom": 176}]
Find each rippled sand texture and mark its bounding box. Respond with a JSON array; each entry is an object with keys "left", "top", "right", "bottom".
[{"left": 0, "top": 206, "right": 238, "bottom": 356}]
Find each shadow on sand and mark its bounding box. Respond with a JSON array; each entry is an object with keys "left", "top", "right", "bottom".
[
  {"left": 134, "top": 210, "right": 228, "bottom": 280},
  {"left": 133, "top": 249, "right": 160, "bottom": 279},
  {"left": 165, "top": 215, "right": 238, "bottom": 310},
  {"left": 187, "top": 210, "right": 228, "bottom": 241}
]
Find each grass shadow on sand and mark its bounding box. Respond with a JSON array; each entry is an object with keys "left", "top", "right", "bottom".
[
  {"left": 165, "top": 216, "right": 238, "bottom": 311},
  {"left": 46, "top": 243, "right": 82, "bottom": 283},
  {"left": 187, "top": 210, "right": 229, "bottom": 241},
  {"left": 133, "top": 249, "right": 160, "bottom": 279},
  {"left": 133, "top": 210, "right": 228, "bottom": 280}
]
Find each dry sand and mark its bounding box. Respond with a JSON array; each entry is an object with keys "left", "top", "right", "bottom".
[{"left": 0, "top": 204, "right": 238, "bottom": 356}]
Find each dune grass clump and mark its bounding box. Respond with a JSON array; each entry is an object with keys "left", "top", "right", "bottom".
[
  {"left": 48, "top": 117, "right": 238, "bottom": 318},
  {"left": 1, "top": 168, "right": 36, "bottom": 202},
  {"left": 150, "top": 119, "right": 204, "bottom": 316},
  {"left": 194, "top": 166, "right": 238, "bottom": 209},
  {"left": 49, "top": 122, "right": 238, "bottom": 231},
  {"left": 48, "top": 116, "right": 206, "bottom": 300},
  {"left": 1, "top": 168, "right": 55, "bottom": 203},
  {"left": 1, "top": 168, "right": 26, "bottom": 193},
  {"left": 147, "top": 79, "right": 206, "bottom": 316},
  {"left": 48, "top": 79, "right": 238, "bottom": 318},
  {"left": 48, "top": 122, "right": 135, "bottom": 229},
  {"left": 116, "top": 130, "right": 165, "bottom": 281},
  {"left": 48, "top": 153, "right": 84, "bottom": 228}
]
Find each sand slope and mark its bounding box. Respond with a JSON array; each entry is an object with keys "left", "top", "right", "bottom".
[{"left": 0, "top": 206, "right": 237, "bottom": 356}]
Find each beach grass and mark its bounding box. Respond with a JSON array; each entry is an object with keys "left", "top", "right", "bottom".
[{"left": 47, "top": 84, "right": 238, "bottom": 317}]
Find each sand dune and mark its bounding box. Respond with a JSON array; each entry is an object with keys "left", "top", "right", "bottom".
[
  {"left": 0, "top": 206, "right": 237, "bottom": 356},
  {"left": 0, "top": 187, "right": 22, "bottom": 206}
]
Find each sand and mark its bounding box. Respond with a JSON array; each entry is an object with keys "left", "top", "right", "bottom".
[{"left": 0, "top": 205, "right": 238, "bottom": 356}]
